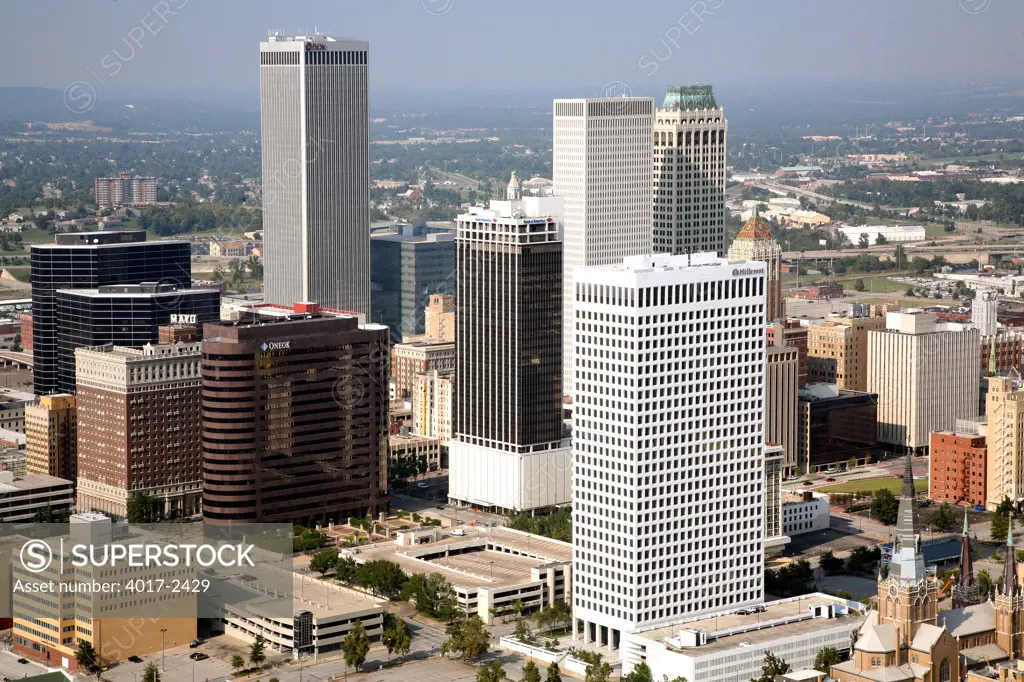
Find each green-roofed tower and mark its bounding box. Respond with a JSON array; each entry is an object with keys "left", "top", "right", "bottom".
[{"left": 653, "top": 85, "right": 727, "bottom": 257}]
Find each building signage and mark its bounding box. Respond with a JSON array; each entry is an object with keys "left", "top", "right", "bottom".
[
  {"left": 305, "top": 42, "right": 326, "bottom": 51},
  {"left": 732, "top": 268, "right": 763, "bottom": 277},
  {"left": 170, "top": 314, "right": 197, "bottom": 325},
  {"left": 260, "top": 341, "right": 291, "bottom": 351}
]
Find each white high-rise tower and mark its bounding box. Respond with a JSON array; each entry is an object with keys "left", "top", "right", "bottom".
[
  {"left": 259, "top": 34, "right": 370, "bottom": 314},
  {"left": 572, "top": 252, "right": 767, "bottom": 648},
  {"left": 553, "top": 97, "right": 654, "bottom": 397}
]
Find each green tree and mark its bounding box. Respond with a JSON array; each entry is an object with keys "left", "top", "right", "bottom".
[
  {"left": 819, "top": 550, "right": 845, "bottom": 575},
  {"left": 535, "top": 601, "right": 571, "bottom": 632},
  {"left": 441, "top": 615, "right": 490, "bottom": 660},
  {"left": 814, "top": 646, "right": 840, "bottom": 673},
  {"left": 871, "top": 488, "right": 899, "bottom": 525},
  {"left": 230, "top": 654, "right": 245, "bottom": 673},
  {"left": 402, "top": 572, "right": 459, "bottom": 621},
  {"left": 355, "top": 559, "right": 408, "bottom": 598},
  {"left": 126, "top": 491, "right": 162, "bottom": 522},
  {"left": 623, "top": 662, "right": 654, "bottom": 682},
  {"left": 382, "top": 615, "right": 412, "bottom": 662},
  {"left": 978, "top": 569, "right": 995, "bottom": 598},
  {"left": 335, "top": 555, "right": 358, "bottom": 584},
  {"left": 854, "top": 278, "right": 866, "bottom": 292},
  {"left": 584, "top": 653, "right": 613, "bottom": 682},
  {"left": 546, "top": 663, "right": 563, "bottom": 682},
  {"left": 309, "top": 548, "right": 338, "bottom": 577},
  {"left": 514, "top": 617, "right": 535, "bottom": 645},
  {"left": 522, "top": 661, "right": 542, "bottom": 682},
  {"left": 992, "top": 497, "right": 1015, "bottom": 542},
  {"left": 248, "top": 633, "right": 266, "bottom": 668},
  {"left": 75, "top": 641, "right": 101, "bottom": 673},
  {"left": 875, "top": 233, "right": 888, "bottom": 245},
  {"left": 929, "top": 502, "right": 957, "bottom": 531},
  {"left": 142, "top": 662, "right": 161, "bottom": 682},
  {"left": 752, "top": 651, "right": 791, "bottom": 682},
  {"left": 476, "top": 660, "right": 507, "bottom": 682},
  {"left": 341, "top": 620, "right": 370, "bottom": 676}
]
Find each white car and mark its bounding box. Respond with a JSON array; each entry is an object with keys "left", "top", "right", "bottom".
[{"left": 450, "top": 529, "right": 466, "bottom": 536}]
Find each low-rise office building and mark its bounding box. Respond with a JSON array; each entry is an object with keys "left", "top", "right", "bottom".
[
  {"left": 391, "top": 339, "right": 455, "bottom": 400},
  {"left": 620, "top": 594, "right": 867, "bottom": 682},
  {"left": 388, "top": 431, "right": 442, "bottom": 475},
  {"left": 782, "top": 491, "right": 830, "bottom": 536},
  {"left": 798, "top": 385, "right": 879, "bottom": 473}
]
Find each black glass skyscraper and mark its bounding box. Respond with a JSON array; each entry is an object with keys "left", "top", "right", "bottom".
[{"left": 30, "top": 232, "right": 192, "bottom": 395}]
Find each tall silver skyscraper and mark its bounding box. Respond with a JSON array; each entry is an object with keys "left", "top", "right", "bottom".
[
  {"left": 553, "top": 97, "right": 654, "bottom": 397},
  {"left": 653, "top": 85, "right": 727, "bottom": 256},
  {"left": 259, "top": 34, "right": 370, "bottom": 314}
]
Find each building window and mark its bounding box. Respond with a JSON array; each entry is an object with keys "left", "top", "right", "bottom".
[{"left": 940, "top": 659, "right": 951, "bottom": 682}]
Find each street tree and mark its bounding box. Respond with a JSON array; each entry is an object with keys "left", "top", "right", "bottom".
[
  {"left": 441, "top": 615, "right": 490, "bottom": 660},
  {"left": 248, "top": 633, "right": 266, "bottom": 668},
  {"left": 341, "top": 620, "right": 370, "bottom": 676}
]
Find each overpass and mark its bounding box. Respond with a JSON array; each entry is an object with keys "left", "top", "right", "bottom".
[{"left": 0, "top": 350, "right": 32, "bottom": 369}]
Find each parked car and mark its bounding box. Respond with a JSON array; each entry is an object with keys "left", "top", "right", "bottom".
[
  {"left": 128, "top": 656, "right": 143, "bottom": 663},
  {"left": 826, "top": 477, "right": 836, "bottom": 482},
  {"left": 417, "top": 482, "right": 428, "bottom": 489},
  {"left": 190, "top": 653, "right": 209, "bottom": 661},
  {"left": 450, "top": 528, "right": 466, "bottom": 536},
  {"left": 17, "top": 659, "right": 28, "bottom": 665},
  {"left": 803, "top": 481, "right": 814, "bottom": 486},
  {"left": 189, "top": 639, "right": 202, "bottom": 649}
]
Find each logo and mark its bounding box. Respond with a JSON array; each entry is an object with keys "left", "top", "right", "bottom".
[
  {"left": 20, "top": 540, "right": 53, "bottom": 573},
  {"left": 260, "top": 341, "right": 290, "bottom": 352},
  {"left": 305, "top": 42, "right": 326, "bottom": 51},
  {"left": 733, "top": 268, "right": 763, "bottom": 277},
  {"left": 170, "top": 314, "right": 197, "bottom": 325}
]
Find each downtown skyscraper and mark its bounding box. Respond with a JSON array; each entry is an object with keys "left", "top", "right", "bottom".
[
  {"left": 572, "top": 253, "right": 766, "bottom": 647},
  {"left": 447, "top": 176, "right": 570, "bottom": 512},
  {"left": 653, "top": 86, "right": 727, "bottom": 256},
  {"left": 553, "top": 97, "right": 654, "bottom": 397},
  {"left": 259, "top": 34, "right": 370, "bottom": 314}
]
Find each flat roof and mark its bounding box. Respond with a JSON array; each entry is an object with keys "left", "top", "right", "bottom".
[
  {"left": 634, "top": 593, "right": 866, "bottom": 656},
  {"left": 354, "top": 527, "right": 571, "bottom": 590},
  {"left": 0, "top": 473, "right": 74, "bottom": 492}
]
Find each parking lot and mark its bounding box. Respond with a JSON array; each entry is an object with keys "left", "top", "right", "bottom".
[{"left": 102, "top": 639, "right": 238, "bottom": 682}]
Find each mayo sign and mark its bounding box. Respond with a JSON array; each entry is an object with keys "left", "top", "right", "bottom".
[{"left": 170, "top": 314, "right": 197, "bottom": 325}]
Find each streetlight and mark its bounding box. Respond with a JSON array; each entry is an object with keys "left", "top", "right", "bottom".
[
  {"left": 489, "top": 561, "right": 494, "bottom": 581},
  {"left": 160, "top": 628, "right": 167, "bottom": 672}
]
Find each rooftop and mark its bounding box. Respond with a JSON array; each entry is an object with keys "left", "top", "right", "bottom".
[
  {"left": 354, "top": 526, "right": 571, "bottom": 590},
  {"left": 633, "top": 593, "right": 867, "bottom": 657},
  {"left": 661, "top": 85, "right": 719, "bottom": 111},
  {"left": 0, "top": 473, "right": 74, "bottom": 493}
]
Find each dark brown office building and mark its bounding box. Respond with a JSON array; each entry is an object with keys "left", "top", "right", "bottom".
[
  {"left": 200, "top": 302, "right": 389, "bottom": 524},
  {"left": 798, "top": 387, "right": 880, "bottom": 472}
]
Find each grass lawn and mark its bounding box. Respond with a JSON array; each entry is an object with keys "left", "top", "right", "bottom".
[{"left": 819, "top": 477, "right": 929, "bottom": 495}]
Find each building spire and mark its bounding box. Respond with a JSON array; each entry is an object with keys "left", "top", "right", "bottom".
[
  {"left": 902, "top": 452, "right": 915, "bottom": 500},
  {"left": 1005, "top": 517, "right": 1018, "bottom": 597},
  {"left": 964, "top": 507, "right": 970, "bottom": 536}
]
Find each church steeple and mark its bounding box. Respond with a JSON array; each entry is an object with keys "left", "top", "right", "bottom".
[
  {"left": 1005, "top": 518, "right": 1018, "bottom": 597},
  {"left": 889, "top": 454, "right": 924, "bottom": 582},
  {"left": 953, "top": 507, "right": 982, "bottom": 608}
]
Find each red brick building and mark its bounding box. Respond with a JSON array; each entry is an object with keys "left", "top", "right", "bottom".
[
  {"left": 792, "top": 283, "right": 844, "bottom": 300},
  {"left": 19, "top": 313, "right": 31, "bottom": 349},
  {"left": 929, "top": 431, "right": 987, "bottom": 508}
]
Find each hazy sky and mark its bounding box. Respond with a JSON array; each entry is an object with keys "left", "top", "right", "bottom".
[{"left": 2, "top": 0, "right": 1023, "bottom": 97}]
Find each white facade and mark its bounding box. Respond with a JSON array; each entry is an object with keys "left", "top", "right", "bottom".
[
  {"left": 411, "top": 369, "right": 453, "bottom": 446},
  {"left": 260, "top": 34, "right": 370, "bottom": 314},
  {"left": 837, "top": 225, "right": 926, "bottom": 244},
  {"left": 621, "top": 594, "right": 864, "bottom": 682},
  {"left": 973, "top": 290, "right": 998, "bottom": 336},
  {"left": 782, "top": 492, "right": 830, "bottom": 536},
  {"left": 553, "top": 97, "right": 654, "bottom": 396},
  {"left": 572, "top": 253, "right": 767, "bottom": 649},
  {"left": 867, "top": 311, "right": 980, "bottom": 451},
  {"left": 448, "top": 441, "right": 571, "bottom": 511}
]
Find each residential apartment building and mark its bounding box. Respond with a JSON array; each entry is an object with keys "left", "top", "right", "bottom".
[
  {"left": 391, "top": 339, "right": 455, "bottom": 400},
  {"left": 807, "top": 315, "right": 886, "bottom": 391},
  {"left": 986, "top": 373, "right": 1024, "bottom": 510},
  {"left": 25, "top": 394, "right": 77, "bottom": 480},
  {"left": 201, "top": 302, "right": 389, "bottom": 525},
  {"left": 782, "top": 491, "right": 830, "bottom": 536},
  {"left": 652, "top": 85, "right": 727, "bottom": 257},
  {"left": 370, "top": 225, "right": 455, "bottom": 340},
  {"left": 572, "top": 252, "right": 766, "bottom": 648},
  {"left": 868, "top": 311, "right": 980, "bottom": 453},
  {"left": 449, "top": 184, "right": 569, "bottom": 512},
  {"left": 260, "top": 34, "right": 370, "bottom": 315},
  {"left": 75, "top": 340, "right": 203, "bottom": 519},
  {"left": 94, "top": 174, "right": 157, "bottom": 207},
  {"left": 766, "top": 346, "right": 800, "bottom": 475},
  {"left": 930, "top": 429, "right": 987, "bottom": 508},
  {"left": 553, "top": 96, "right": 654, "bottom": 396}
]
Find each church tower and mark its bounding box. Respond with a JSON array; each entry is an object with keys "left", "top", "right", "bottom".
[
  {"left": 996, "top": 519, "right": 1024, "bottom": 658},
  {"left": 878, "top": 454, "right": 939, "bottom": 648},
  {"left": 952, "top": 508, "right": 984, "bottom": 608}
]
